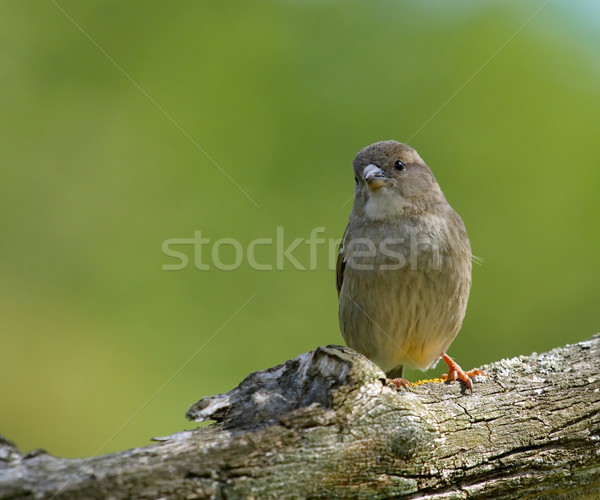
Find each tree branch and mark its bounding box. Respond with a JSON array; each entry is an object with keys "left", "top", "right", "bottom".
[{"left": 2, "top": 335, "right": 600, "bottom": 499}]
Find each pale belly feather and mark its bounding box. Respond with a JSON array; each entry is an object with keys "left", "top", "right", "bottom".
[{"left": 338, "top": 216, "right": 471, "bottom": 373}]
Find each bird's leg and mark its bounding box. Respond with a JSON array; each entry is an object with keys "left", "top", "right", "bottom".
[{"left": 439, "top": 353, "right": 486, "bottom": 394}]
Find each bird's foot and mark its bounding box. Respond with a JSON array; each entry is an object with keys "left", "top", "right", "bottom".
[
  {"left": 439, "top": 353, "right": 486, "bottom": 394},
  {"left": 387, "top": 377, "right": 411, "bottom": 390}
]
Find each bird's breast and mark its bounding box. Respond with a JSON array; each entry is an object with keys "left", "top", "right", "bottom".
[{"left": 338, "top": 213, "right": 471, "bottom": 372}]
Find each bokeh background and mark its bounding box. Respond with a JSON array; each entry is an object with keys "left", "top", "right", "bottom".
[{"left": 2, "top": 1, "right": 599, "bottom": 458}]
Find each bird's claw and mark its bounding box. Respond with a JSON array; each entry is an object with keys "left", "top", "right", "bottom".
[
  {"left": 440, "top": 353, "right": 486, "bottom": 394},
  {"left": 387, "top": 377, "right": 411, "bottom": 390}
]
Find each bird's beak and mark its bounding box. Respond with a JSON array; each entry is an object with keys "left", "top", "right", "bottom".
[{"left": 362, "top": 164, "right": 389, "bottom": 191}]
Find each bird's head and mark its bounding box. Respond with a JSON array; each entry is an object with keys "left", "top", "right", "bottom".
[{"left": 351, "top": 140, "right": 445, "bottom": 219}]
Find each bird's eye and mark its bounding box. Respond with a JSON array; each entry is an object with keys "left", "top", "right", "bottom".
[{"left": 394, "top": 160, "right": 406, "bottom": 171}]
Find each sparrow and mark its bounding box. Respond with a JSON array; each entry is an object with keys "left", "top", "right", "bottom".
[{"left": 336, "top": 140, "right": 484, "bottom": 392}]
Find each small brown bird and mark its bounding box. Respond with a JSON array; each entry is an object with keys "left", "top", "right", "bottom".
[{"left": 337, "top": 140, "right": 484, "bottom": 392}]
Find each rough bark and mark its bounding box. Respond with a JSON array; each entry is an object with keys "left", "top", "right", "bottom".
[{"left": 1, "top": 335, "right": 599, "bottom": 499}]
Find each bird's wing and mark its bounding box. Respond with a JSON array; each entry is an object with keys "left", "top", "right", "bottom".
[{"left": 336, "top": 227, "right": 347, "bottom": 296}]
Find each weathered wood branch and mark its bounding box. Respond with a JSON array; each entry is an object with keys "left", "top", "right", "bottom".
[{"left": 2, "top": 335, "right": 600, "bottom": 499}]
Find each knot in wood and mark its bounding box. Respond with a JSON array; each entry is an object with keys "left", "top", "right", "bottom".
[{"left": 388, "top": 423, "right": 433, "bottom": 459}]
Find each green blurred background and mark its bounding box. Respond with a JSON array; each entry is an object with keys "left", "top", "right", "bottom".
[{"left": 1, "top": 1, "right": 599, "bottom": 458}]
